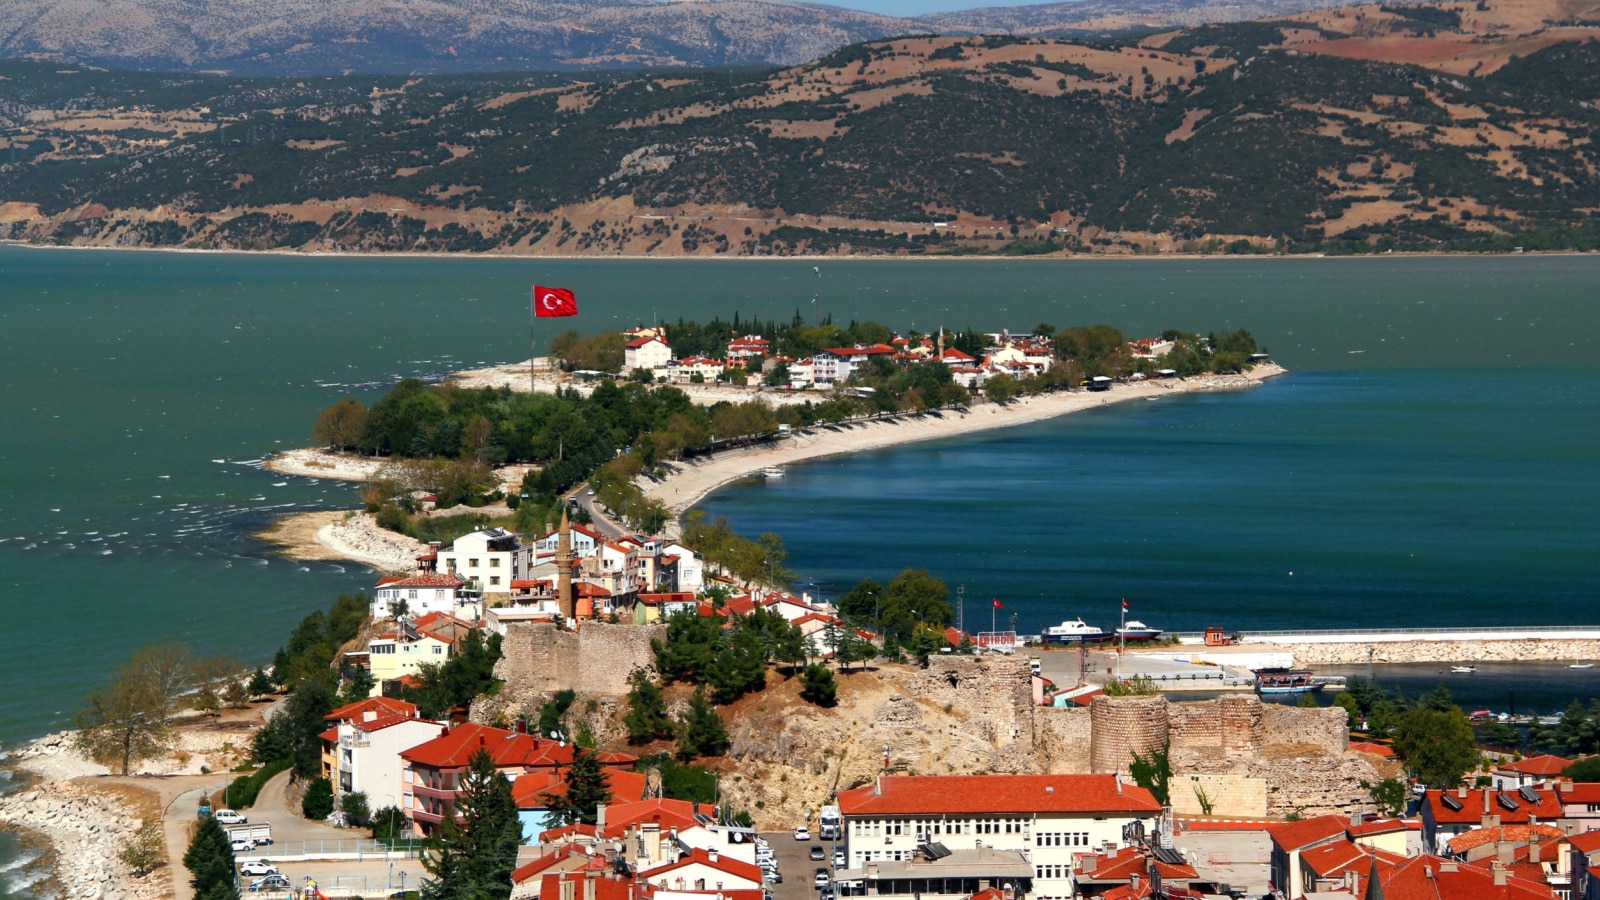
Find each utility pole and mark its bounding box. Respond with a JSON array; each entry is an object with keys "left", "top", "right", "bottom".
[{"left": 956, "top": 584, "right": 965, "bottom": 636}]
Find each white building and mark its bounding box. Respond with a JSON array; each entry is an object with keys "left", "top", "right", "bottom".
[
  {"left": 670, "top": 356, "right": 722, "bottom": 383},
  {"left": 836, "top": 774, "right": 1163, "bottom": 900},
  {"left": 439, "top": 528, "right": 524, "bottom": 595},
  {"left": 371, "top": 571, "right": 473, "bottom": 621},
  {"left": 626, "top": 336, "right": 673, "bottom": 373},
  {"left": 331, "top": 712, "right": 442, "bottom": 814}
]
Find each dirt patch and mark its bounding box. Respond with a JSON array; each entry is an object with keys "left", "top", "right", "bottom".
[
  {"left": 77, "top": 781, "right": 162, "bottom": 823},
  {"left": 286, "top": 139, "right": 344, "bottom": 150},
  {"left": 1166, "top": 108, "right": 1211, "bottom": 143},
  {"left": 750, "top": 118, "right": 848, "bottom": 140}
]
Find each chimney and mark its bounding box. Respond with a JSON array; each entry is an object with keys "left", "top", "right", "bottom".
[
  {"left": 1350, "top": 810, "right": 1363, "bottom": 828},
  {"left": 584, "top": 873, "right": 598, "bottom": 900},
  {"left": 1485, "top": 789, "right": 1492, "bottom": 814},
  {"left": 597, "top": 804, "right": 608, "bottom": 836},
  {"left": 1439, "top": 861, "right": 1457, "bottom": 873},
  {"left": 363, "top": 710, "right": 377, "bottom": 722},
  {"left": 515, "top": 719, "right": 528, "bottom": 734},
  {"left": 1129, "top": 873, "right": 1141, "bottom": 895},
  {"left": 1560, "top": 780, "right": 1575, "bottom": 793},
  {"left": 867, "top": 863, "right": 879, "bottom": 880},
  {"left": 874, "top": 776, "right": 882, "bottom": 796},
  {"left": 1530, "top": 830, "right": 1542, "bottom": 861},
  {"left": 1493, "top": 862, "right": 1508, "bottom": 886},
  {"left": 1424, "top": 863, "right": 1434, "bottom": 879},
  {"left": 708, "top": 849, "right": 719, "bottom": 864},
  {"left": 1498, "top": 841, "right": 1515, "bottom": 865},
  {"left": 1458, "top": 787, "right": 1468, "bottom": 799}
]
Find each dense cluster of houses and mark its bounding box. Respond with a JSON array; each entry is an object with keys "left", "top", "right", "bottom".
[{"left": 618, "top": 328, "right": 1066, "bottom": 392}]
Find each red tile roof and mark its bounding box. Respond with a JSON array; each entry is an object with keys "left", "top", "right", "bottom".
[
  {"left": 326, "top": 696, "right": 420, "bottom": 724},
  {"left": 540, "top": 823, "right": 599, "bottom": 843},
  {"left": 837, "top": 774, "right": 1161, "bottom": 817},
  {"left": 628, "top": 336, "right": 667, "bottom": 348},
  {"left": 1447, "top": 823, "right": 1566, "bottom": 854},
  {"left": 401, "top": 723, "right": 581, "bottom": 770},
  {"left": 1424, "top": 788, "right": 1564, "bottom": 825},
  {"left": 1569, "top": 829, "right": 1600, "bottom": 854},
  {"left": 639, "top": 847, "right": 763, "bottom": 884},
  {"left": 1557, "top": 782, "right": 1600, "bottom": 805},
  {"left": 319, "top": 726, "right": 340, "bottom": 743},
  {"left": 377, "top": 572, "right": 466, "bottom": 589},
  {"left": 1263, "top": 815, "right": 1350, "bottom": 852},
  {"left": 1498, "top": 755, "right": 1572, "bottom": 777},
  {"left": 538, "top": 871, "right": 634, "bottom": 900},
  {"left": 1377, "top": 855, "right": 1555, "bottom": 900},
  {"left": 597, "top": 798, "right": 703, "bottom": 838},
  {"left": 510, "top": 846, "right": 592, "bottom": 885},
  {"left": 1349, "top": 818, "right": 1413, "bottom": 838},
  {"left": 1079, "top": 846, "right": 1198, "bottom": 882},
  {"left": 513, "top": 768, "right": 649, "bottom": 808},
  {"left": 351, "top": 713, "right": 433, "bottom": 734}
]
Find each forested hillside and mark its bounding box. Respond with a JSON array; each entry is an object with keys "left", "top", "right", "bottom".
[{"left": 3, "top": 0, "right": 1599, "bottom": 255}]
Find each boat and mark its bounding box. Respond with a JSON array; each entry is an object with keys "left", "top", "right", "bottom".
[
  {"left": 1450, "top": 665, "right": 1477, "bottom": 674},
  {"left": 1041, "top": 618, "right": 1113, "bottom": 644},
  {"left": 1572, "top": 663, "right": 1595, "bottom": 670},
  {"left": 1115, "top": 620, "right": 1164, "bottom": 641},
  {"left": 761, "top": 467, "right": 784, "bottom": 478},
  {"left": 1254, "top": 668, "right": 1323, "bottom": 695}
]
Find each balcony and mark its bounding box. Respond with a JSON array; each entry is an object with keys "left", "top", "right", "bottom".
[{"left": 409, "top": 782, "right": 459, "bottom": 800}]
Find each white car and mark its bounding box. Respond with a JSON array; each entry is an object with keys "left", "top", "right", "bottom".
[
  {"left": 793, "top": 826, "right": 810, "bottom": 841},
  {"left": 230, "top": 839, "right": 255, "bottom": 853},
  {"left": 833, "top": 850, "right": 846, "bottom": 869},
  {"left": 240, "top": 861, "right": 280, "bottom": 877},
  {"left": 214, "top": 810, "right": 247, "bottom": 825}
]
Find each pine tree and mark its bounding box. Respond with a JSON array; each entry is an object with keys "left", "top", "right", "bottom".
[
  {"left": 623, "top": 670, "right": 673, "bottom": 744},
  {"left": 543, "top": 746, "right": 613, "bottom": 826},
  {"left": 677, "top": 687, "right": 729, "bottom": 760},
  {"left": 248, "top": 667, "right": 274, "bottom": 697},
  {"left": 422, "top": 747, "right": 521, "bottom": 900},
  {"left": 302, "top": 776, "right": 335, "bottom": 820},
  {"left": 799, "top": 664, "right": 837, "bottom": 707},
  {"left": 184, "top": 816, "right": 236, "bottom": 897}
]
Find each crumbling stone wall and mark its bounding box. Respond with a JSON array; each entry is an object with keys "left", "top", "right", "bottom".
[
  {"left": 1170, "top": 772, "right": 1269, "bottom": 818},
  {"left": 1089, "top": 695, "right": 1170, "bottom": 774},
  {"left": 902, "top": 656, "right": 1034, "bottom": 748},
  {"left": 1033, "top": 707, "right": 1093, "bottom": 773},
  {"left": 479, "top": 621, "right": 663, "bottom": 724},
  {"left": 1261, "top": 703, "right": 1347, "bottom": 752}
]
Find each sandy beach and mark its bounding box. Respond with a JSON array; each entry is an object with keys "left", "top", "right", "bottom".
[
  {"left": 642, "top": 365, "right": 1287, "bottom": 519},
  {"left": 255, "top": 509, "right": 425, "bottom": 573}
]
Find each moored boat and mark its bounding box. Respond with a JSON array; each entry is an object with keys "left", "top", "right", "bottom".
[
  {"left": 1254, "top": 668, "right": 1323, "bottom": 694},
  {"left": 1042, "top": 618, "right": 1112, "bottom": 644},
  {"left": 1450, "top": 665, "right": 1477, "bottom": 674},
  {"left": 1115, "top": 620, "right": 1163, "bottom": 641},
  {"left": 761, "top": 467, "right": 785, "bottom": 478}
]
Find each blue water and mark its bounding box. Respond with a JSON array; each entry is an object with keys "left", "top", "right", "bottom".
[{"left": 699, "top": 368, "right": 1600, "bottom": 633}]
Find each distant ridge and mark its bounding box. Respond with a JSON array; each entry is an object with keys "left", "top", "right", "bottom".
[{"left": 0, "top": 0, "right": 1360, "bottom": 74}]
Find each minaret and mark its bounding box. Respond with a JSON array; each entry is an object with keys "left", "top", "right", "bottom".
[{"left": 556, "top": 510, "right": 576, "bottom": 623}]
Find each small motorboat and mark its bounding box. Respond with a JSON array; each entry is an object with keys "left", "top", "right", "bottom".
[
  {"left": 1450, "top": 666, "right": 1477, "bottom": 674},
  {"left": 1571, "top": 663, "right": 1595, "bottom": 670},
  {"left": 1115, "top": 620, "right": 1164, "bottom": 641},
  {"left": 1255, "top": 668, "right": 1322, "bottom": 695},
  {"left": 762, "top": 466, "right": 785, "bottom": 478}
]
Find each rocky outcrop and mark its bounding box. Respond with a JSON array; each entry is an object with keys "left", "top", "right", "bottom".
[{"left": 0, "top": 782, "right": 167, "bottom": 900}]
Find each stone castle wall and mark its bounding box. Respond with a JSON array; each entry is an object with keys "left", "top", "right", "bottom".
[
  {"left": 1089, "top": 695, "right": 1170, "bottom": 774},
  {"left": 1261, "top": 702, "right": 1347, "bottom": 752},
  {"left": 482, "top": 621, "right": 663, "bottom": 724},
  {"left": 903, "top": 656, "right": 1035, "bottom": 748},
  {"left": 1033, "top": 707, "right": 1093, "bottom": 773}
]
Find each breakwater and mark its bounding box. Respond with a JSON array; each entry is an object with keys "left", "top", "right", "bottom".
[{"left": 1183, "top": 628, "right": 1600, "bottom": 666}]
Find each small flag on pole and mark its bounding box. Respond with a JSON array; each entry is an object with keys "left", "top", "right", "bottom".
[
  {"left": 533, "top": 285, "right": 578, "bottom": 317},
  {"left": 1122, "top": 599, "right": 1129, "bottom": 611},
  {"left": 992, "top": 599, "right": 1004, "bottom": 609}
]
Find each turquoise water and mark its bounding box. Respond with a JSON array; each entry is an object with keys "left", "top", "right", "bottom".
[{"left": 0, "top": 246, "right": 1598, "bottom": 894}]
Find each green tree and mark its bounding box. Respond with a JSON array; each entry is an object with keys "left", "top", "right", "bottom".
[
  {"left": 537, "top": 689, "right": 576, "bottom": 739},
  {"left": 184, "top": 816, "right": 236, "bottom": 899},
  {"left": 1393, "top": 705, "right": 1479, "bottom": 788},
  {"left": 75, "top": 666, "right": 170, "bottom": 775},
  {"left": 1363, "top": 778, "right": 1408, "bottom": 817},
  {"left": 799, "top": 664, "right": 837, "bottom": 707},
  {"left": 251, "top": 716, "right": 293, "bottom": 765},
  {"left": 984, "top": 373, "right": 1022, "bottom": 403},
  {"left": 1129, "top": 740, "right": 1172, "bottom": 805},
  {"left": 677, "top": 687, "right": 729, "bottom": 760},
  {"left": 421, "top": 748, "right": 522, "bottom": 900},
  {"left": 343, "top": 790, "right": 371, "bottom": 827},
  {"left": 371, "top": 805, "right": 407, "bottom": 843},
  {"left": 878, "top": 568, "right": 952, "bottom": 642},
  {"left": 1564, "top": 757, "right": 1600, "bottom": 782},
  {"left": 623, "top": 670, "right": 674, "bottom": 744},
  {"left": 248, "top": 667, "right": 275, "bottom": 697},
  {"left": 838, "top": 579, "right": 883, "bottom": 623},
  {"left": 340, "top": 667, "right": 376, "bottom": 705},
  {"left": 1332, "top": 691, "right": 1362, "bottom": 729},
  {"left": 314, "top": 397, "right": 369, "bottom": 450},
  {"left": 118, "top": 819, "right": 164, "bottom": 876},
  {"left": 543, "top": 747, "right": 613, "bottom": 826},
  {"left": 284, "top": 675, "right": 336, "bottom": 778},
  {"left": 303, "top": 776, "right": 335, "bottom": 820}
]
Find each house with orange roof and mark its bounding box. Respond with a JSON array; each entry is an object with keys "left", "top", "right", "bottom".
[
  {"left": 1421, "top": 787, "right": 1564, "bottom": 855},
  {"left": 626, "top": 334, "right": 673, "bottom": 374},
  {"left": 535, "top": 869, "right": 635, "bottom": 900},
  {"left": 1373, "top": 853, "right": 1557, "bottom": 900},
  {"left": 367, "top": 625, "right": 454, "bottom": 693},
  {"left": 439, "top": 527, "right": 526, "bottom": 600},
  {"left": 670, "top": 356, "right": 722, "bottom": 384},
  {"left": 1264, "top": 814, "right": 1353, "bottom": 898},
  {"left": 638, "top": 847, "right": 763, "bottom": 895},
  {"left": 724, "top": 335, "right": 770, "bottom": 370},
  {"left": 837, "top": 774, "right": 1161, "bottom": 899},
  {"left": 319, "top": 702, "right": 439, "bottom": 819},
  {"left": 509, "top": 845, "right": 606, "bottom": 900},
  {"left": 1556, "top": 780, "right": 1600, "bottom": 833},
  {"left": 1073, "top": 845, "right": 1198, "bottom": 899},
  {"left": 514, "top": 767, "right": 649, "bottom": 842},
  {"left": 371, "top": 570, "right": 473, "bottom": 621},
  {"left": 811, "top": 344, "right": 895, "bottom": 384},
  {"left": 1494, "top": 755, "right": 1574, "bottom": 790},
  {"left": 1347, "top": 817, "right": 1416, "bottom": 856}
]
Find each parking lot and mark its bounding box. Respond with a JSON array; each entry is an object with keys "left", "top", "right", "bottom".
[{"left": 758, "top": 829, "right": 845, "bottom": 900}]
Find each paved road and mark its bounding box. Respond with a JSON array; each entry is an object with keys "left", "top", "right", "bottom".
[
  {"left": 568, "top": 486, "right": 628, "bottom": 539},
  {"left": 759, "top": 829, "right": 841, "bottom": 900}
]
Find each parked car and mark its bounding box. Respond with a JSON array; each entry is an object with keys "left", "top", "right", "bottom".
[
  {"left": 214, "top": 810, "right": 247, "bottom": 825},
  {"left": 793, "top": 826, "right": 811, "bottom": 841},
  {"left": 809, "top": 845, "right": 825, "bottom": 861},
  {"left": 239, "top": 861, "right": 280, "bottom": 876},
  {"left": 762, "top": 870, "right": 782, "bottom": 884},
  {"left": 820, "top": 889, "right": 836, "bottom": 900},
  {"left": 813, "top": 868, "right": 830, "bottom": 888},
  {"left": 248, "top": 874, "right": 291, "bottom": 892},
  {"left": 230, "top": 840, "right": 255, "bottom": 853},
  {"left": 833, "top": 850, "right": 846, "bottom": 869}
]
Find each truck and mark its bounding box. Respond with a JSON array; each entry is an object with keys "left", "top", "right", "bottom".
[
  {"left": 227, "top": 822, "right": 273, "bottom": 846},
  {"left": 818, "top": 806, "right": 841, "bottom": 841}
]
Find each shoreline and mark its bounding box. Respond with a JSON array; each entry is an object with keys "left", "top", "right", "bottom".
[
  {"left": 254, "top": 508, "right": 425, "bottom": 574},
  {"left": 644, "top": 365, "right": 1287, "bottom": 522},
  {"left": 5, "top": 238, "right": 1594, "bottom": 262}
]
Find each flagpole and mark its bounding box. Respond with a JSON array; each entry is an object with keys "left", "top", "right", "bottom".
[
  {"left": 529, "top": 286, "right": 537, "bottom": 394},
  {"left": 1117, "top": 599, "right": 1126, "bottom": 680}
]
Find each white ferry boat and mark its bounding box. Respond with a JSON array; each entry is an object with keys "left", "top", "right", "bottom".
[
  {"left": 1115, "top": 620, "right": 1163, "bottom": 641},
  {"left": 1041, "top": 618, "right": 1113, "bottom": 644}
]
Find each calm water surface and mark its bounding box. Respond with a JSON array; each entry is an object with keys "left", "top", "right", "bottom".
[{"left": 0, "top": 247, "right": 1598, "bottom": 893}]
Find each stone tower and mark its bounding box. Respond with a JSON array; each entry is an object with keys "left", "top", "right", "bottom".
[{"left": 556, "top": 510, "right": 576, "bottom": 623}]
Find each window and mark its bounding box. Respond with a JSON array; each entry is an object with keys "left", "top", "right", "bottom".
[
  {"left": 490, "top": 576, "right": 500, "bottom": 586},
  {"left": 432, "top": 645, "right": 444, "bottom": 655},
  {"left": 491, "top": 558, "right": 500, "bottom": 567},
  {"left": 469, "top": 558, "right": 479, "bottom": 568}
]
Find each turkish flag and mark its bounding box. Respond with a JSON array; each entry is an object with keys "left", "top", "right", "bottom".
[
  {"left": 533, "top": 285, "right": 578, "bottom": 317},
  {"left": 992, "top": 599, "right": 1004, "bottom": 609},
  {"left": 1122, "top": 599, "right": 1129, "bottom": 611}
]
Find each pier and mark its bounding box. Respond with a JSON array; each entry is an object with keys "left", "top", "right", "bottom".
[{"left": 1174, "top": 625, "right": 1600, "bottom": 645}]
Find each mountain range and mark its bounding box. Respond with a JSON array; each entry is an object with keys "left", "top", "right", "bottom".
[{"left": 0, "top": 0, "right": 1358, "bottom": 74}]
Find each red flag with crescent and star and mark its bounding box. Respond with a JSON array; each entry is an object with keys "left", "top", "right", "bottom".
[
  {"left": 534, "top": 285, "right": 578, "bottom": 317},
  {"left": 992, "top": 599, "right": 1003, "bottom": 609}
]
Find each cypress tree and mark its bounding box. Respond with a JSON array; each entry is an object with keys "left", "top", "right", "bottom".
[
  {"left": 422, "top": 747, "right": 521, "bottom": 900},
  {"left": 623, "top": 670, "right": 673, "bottom": 744},
  {"left": 184, "top": 816, "right": 238, "bottom": 898},
  {"left": 676, "top": 687, "right": 729, "bottom": 760}
]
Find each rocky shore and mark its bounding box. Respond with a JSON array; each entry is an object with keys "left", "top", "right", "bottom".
[
  {"left": 1, "top": 735, "right": 164, "bottom": 900},
  {"left": 1277, "top": 638, "right": 1600, "bottom": 666}
]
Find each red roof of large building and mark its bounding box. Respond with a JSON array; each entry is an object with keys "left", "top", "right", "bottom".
[
  {"left": 1078, "top": 846, "right": 1198, "bottom": 882},
  {"left": 639, "top": 847, "right": 763, "bottom": 884},
  {"left": 1264, "top": 815, "right": 1351, "bottom": 853},
  {"left": 1569, "top": 829, "right": 1600, "bottom": 855},
  {"left": 1376, "top": 854, "right": 1555, "bottom": 900},
  {"left": 401, "top": 723, "right": 583, "bottom": 770},
  {"left": 597, "top": 798, "right": 703, "bottom": 838},
  {"left": 513, "top": 768, "right": 649, "bottom": 809},
  {"left": 1558, "top": 782, "right": 1600, "bottom": 806},
  {"left": 1497, "top": 755, "right": 1572, "bottom": 777},
  {"left": 628, "top": 336, "right": 668, "bottom": 349},
  {"left": 376, "top": 571, "right": 466, "bottom": 589},
  {"left": 837, "top": 774, "right": 1162, "bottom": 817},
  {"left": 538, "top": 871, "right": 634, "bottom": 900},
  {"left": 326, "top": 696, "right": 419, "bottom": 724},
  {"left": 510, "top": 846, "right": 600, "bottom": 885},
  {"left": 1424, "top": 788, "right": 1564, "bottom": 825}
]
